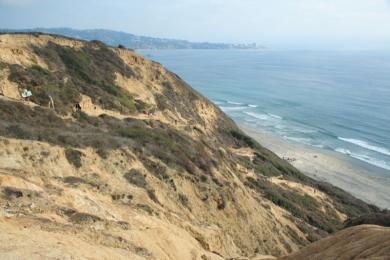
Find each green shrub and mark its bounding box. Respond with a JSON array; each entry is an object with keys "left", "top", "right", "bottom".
[
  {"left": 118, "top": 127, "right": 173, "bottom": 147},
  {"left": 245, "top": 177, "right": 336, "bottom": 233},
  {"left": 147, "top": 189, "right": 159, "bottom": 204},
  {"left": 138, "top": 156, "right": 168, "bottom": 180},
  {"left": 96, "top": 148, "right": 108, "bottom": 159},
  {"left": 8, "top": 64, "right": 81, "bottom": 115},
  {"left": 178, "top": 193, "right": 190, "bottom": 209},
  {"left": 72, "top": 110, "right": 89, "bottom": 121},
  {"left": 124, "top": 169, "right": 148, "bottom": 189},
  {"left": 2, "top": 187, "right": 24, "bottom": 199},
  {"left": 7, "top": 41, "right": 141, "bottom": 114},
  {"left": 69, "top": 212, "right": 101, "bottom": 224},
  {"left": 286, "top": 225, "right": 308, "bottom": 246},
  {"left": 230, "top": 130, "right": 258, "bottom": 148},
  {"left": 200, "top": 175, "right": 208, "bottom": 183},
  {"left": 315, "top": 181, "right": 378, "bottom": 218},
  {"left": 136, "top": 204, "right": 154, "bottom": 215},
  {"left": 345, "top": 212, "right": 390, "bottom": 228},
  {"left": 65, "top": 148, "right": 83, "bottom": 168},
  {"left": 63, "top": 176, "right": 86, "bottom": 185},
  {"left": 30, "top": 64, "right": 51, "bottom": 76},
  {"left": 5, "top": 125, "right": 31, "bottom": 139},
  {"left": 217, "top": 199, "right": 226, "bottom": 210},
  {"left": 118, "top": 95, "right": 137, "bottom": 112}
]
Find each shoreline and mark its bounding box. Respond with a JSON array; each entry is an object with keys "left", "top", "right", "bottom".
[{"left": 241, "top": 125, "right": 390, "bottom": 210}]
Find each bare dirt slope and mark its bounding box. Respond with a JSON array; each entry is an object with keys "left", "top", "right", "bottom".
[
  {"left": 281, "top": 225, "right": 390, "bottom": 260},
  {"left": 0, "top": 33, "right": 381, "bottom": 259}
]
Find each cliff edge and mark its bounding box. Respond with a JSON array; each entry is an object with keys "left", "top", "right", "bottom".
[{"left": 0, "top": 33, "right": 381, "bottom": 259}]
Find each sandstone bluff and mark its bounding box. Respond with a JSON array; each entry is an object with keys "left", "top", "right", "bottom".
[{"left": 0, "top": 33, "right": 388, "bottom": 259}]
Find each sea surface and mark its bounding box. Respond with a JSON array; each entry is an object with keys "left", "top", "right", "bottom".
[{"left": 139, "top": 49, "right": 390, "bottom": 172}]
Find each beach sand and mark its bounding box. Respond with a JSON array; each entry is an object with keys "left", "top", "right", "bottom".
[{"left": 242, "top": 126, "right": 390, "bottom": 210}]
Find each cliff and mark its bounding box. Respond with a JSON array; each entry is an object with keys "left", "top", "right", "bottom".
[{"left": 0, "top": 33, "right": 380, "bottom": 259}]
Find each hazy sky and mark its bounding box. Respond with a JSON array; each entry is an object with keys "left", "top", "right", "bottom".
[{"left": 1, "top": 0, "right": 390, "bottom": 49}]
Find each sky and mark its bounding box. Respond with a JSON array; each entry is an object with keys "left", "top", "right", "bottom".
[{"left": 1, "top": 0, "right": 390, "bottom": 49}]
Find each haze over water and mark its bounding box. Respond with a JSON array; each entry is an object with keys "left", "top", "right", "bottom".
[{"left": 140, "top": 49, "right": 390, "bottom": 172}]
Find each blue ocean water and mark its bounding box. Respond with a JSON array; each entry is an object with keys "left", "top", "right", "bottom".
[{"left": 139, "top": 50, "right": 390, "bottom": 172}]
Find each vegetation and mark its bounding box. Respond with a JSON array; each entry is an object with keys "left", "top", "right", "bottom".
[
  {"left": 68, "top": 212, "right": 102, "bottom": 224},
  {"left": 314, "top": 181, "right": 378, "bottom": 218},
  {"left": 63, "top": 176, "right": 87, "bottom": 186},
  {"left": 178, "top": 193, "right": 190, "bottom": 209},
  {"left": 147, "top": 189, "right": 159, "bottom": 204},
  {"left": 229, "top": 126, "right": 379, "bottom": 225},
  {"left": 118, "top": 127, "right": 175, "bottom": 148},
  {"left": 9, "top": 64, "right": 80, "bottom": 115},
  {"left": 344, "top": 212, "right": 390, "bottom": 228},
  {"left": 246, "top": 176, "right": 344, "bottom": 233},
  {"left": 7, "top": 41, "right": 145, "bottom": 114},
  {"left": 0, "top": 35, "right": 381, "bottom": 247},
  {"left": 237, "top": 155, "right": 281, "bottom": 178},
  {"left": 124, "top": 169, "right": 148, "bottom": 189},
  {"left": 217, "top": 199, "right": 226, "bottom": 210},
  {"left": 0, "top": 93, "right": 215, "bottom": 181},
  {"left": 65, "top": 148, "right": 83, "bottom": 168},
  {"left": 0, "top": 96, "right": 378, "bottom": 229},
  {"left": 118, "top": 124, "right": 215, "bottom": 178},
  {"left": 230, "top": 130, "right": 258, "bottom": 148},
  {"left": 2, "top": 187, "right": 24, "bottom": 199}
]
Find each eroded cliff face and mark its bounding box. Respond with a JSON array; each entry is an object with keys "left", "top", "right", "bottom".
[{"left": 0, "top": 33, "right": 379, "bottom": 259}]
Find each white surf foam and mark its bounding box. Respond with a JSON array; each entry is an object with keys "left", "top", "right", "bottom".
[
  {"left": 312, "top": 144, "right": 325, "bottom": 148},
  {"left": 335, "top": 148, "right": 352, "bottom": 155},
  {"left": 244, "top": 111, "right": 270, "bottom": 120},
  {"left": 220, "top": 106, "right": 249, "bottom": 112},
  {"left": 338, "top": 137, "right": 390, "bottom": 156},
  {"left": 212, "top": 100, "right": 224, "bottom": 105},
  {"left": 283, "top": 136, "right": 312, "bottom": 145},
  {"left": 335, "top": 147, "right": 390, "bottom": 171},
  {"left": 269, "top": 113, "right": 283, "bottom": 119},
  {"left": 227, "top": 101, "right": 244, "bottom": 105}
]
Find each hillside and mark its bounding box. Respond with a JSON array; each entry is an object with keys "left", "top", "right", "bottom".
[
  {"left": 0, "top": 33, "right": 381, "bottom": 259},
  {"left": 0, "top": 28, "right": 261, "bottom": 50},
  {"left": 281, "top": 225, "right": 390, "bottom": 260}
]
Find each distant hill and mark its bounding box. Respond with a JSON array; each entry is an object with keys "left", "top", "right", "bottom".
[{"left": 0, "top": 28, "right": 263, "bottom": 50}]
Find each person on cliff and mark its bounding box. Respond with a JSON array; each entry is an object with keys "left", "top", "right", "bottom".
[
  {"left": 75, "top": 103, "right": 82, "bottom": 111},
  {"left": 21, "top": 89, "right": 32, "bottom": 101},
  {"left": 48, "top": 94, "right": 55, "bottom": 110}
]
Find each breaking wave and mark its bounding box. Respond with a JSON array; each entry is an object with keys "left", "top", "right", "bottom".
[
  {"left": 335, "top": 148, "right": 390, "bottom": 171},
  {"left": 338, "top": 137, "right": 390, "bottom": 156}
]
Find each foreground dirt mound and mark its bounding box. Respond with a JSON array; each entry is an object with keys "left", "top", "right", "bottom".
[
  {"left": 281, "top": 225, "right": 390, "bottom": 260},
  {"left": 0, "top": 33, "right": 381, "bottom": 259}
]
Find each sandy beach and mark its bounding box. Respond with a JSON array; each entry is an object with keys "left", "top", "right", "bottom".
[{"left": 242, "top": 126, "right": 390, "bottom": 210}]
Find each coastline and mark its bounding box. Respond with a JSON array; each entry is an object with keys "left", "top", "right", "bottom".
[{"left": 241, "top": 125, "right": 390, "bottom": 210}]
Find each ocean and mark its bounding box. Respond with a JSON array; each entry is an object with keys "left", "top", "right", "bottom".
[{"left": 139, "top": 49, "right": 390, "bottom": 173}]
